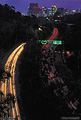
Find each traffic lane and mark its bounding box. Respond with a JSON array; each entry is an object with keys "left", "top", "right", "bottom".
[
  {"left": 41, "top": 28, "right": 80, "bottom": 114},
  {"left": 2, "top": 43, "right": 26, "bottom": 119},
  {"left": 5, "top": 43, "right": 26, "bottom": 73}
]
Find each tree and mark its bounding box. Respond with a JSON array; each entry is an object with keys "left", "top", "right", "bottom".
[
  {"left": 0, "top": 91, "right": 8, "bottom": 117},
  {"left": 6, "top": 93, "right": 16, "bottom": 108},
  {"left": 15, "top": 115, "right": 19, "bottom": 120},
  {"left": 11, "top": 6, "right": 15, "bottom": 10},
  {"left": 0, "top": 4, "right": 3, "bottom": 17},
  {"left": 0, "top": 90, "right": 4, "bottom": 102},
  {"left": 0, "top": 92, "right": 16, "bottom": 117}
]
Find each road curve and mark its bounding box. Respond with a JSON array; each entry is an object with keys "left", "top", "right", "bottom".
[{"left": 0, "top": 43, "right": 26, "bottom": 119}]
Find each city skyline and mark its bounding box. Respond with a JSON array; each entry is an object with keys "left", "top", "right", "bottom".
[{"left": 0, "top": 0, "right": 81, "bottom": 15}]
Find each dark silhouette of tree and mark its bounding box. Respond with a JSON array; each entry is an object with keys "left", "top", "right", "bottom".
[
  {"left": 0, "top": 91, "right": 16, "bottom": 117},
  {"left": 0, "top": 4, "right": 3, "bottom": 17},
  {"left": 11, "top": 6, "right": 15, "bottom": 10}
]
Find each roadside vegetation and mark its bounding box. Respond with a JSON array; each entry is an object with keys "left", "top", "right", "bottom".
[{"left": 0, "top": 91, "right": 16, "bottom": 117}]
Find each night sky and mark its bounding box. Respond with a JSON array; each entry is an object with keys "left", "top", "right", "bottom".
[{"left": 0, "top": 0, "right": 81, "bottom": 15}]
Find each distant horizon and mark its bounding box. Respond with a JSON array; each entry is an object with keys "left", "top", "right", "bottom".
[{"left": 0, "top": 0, "right": 81, "bottom": 15}]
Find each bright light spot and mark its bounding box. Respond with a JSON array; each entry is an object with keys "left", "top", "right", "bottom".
[
  {"left": 67, "top": 51, "right": 70, "bottom": 54},
  {"left": 72, "top": 10, "right": 76, "bottom": 12},
  {"left": 38, "top": 28, "right": 42, "bottom": 31},
  {"left": 55, "top": 20, "right": 58, "bottom": 22}
]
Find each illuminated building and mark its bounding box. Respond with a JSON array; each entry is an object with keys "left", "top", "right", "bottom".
[
  {"left": 76, "top": 8, "right": 81, "bottom": 13},
  {"left": 57, "top": 8, "right": 65, "bottom": 15},
  {"left": 38, "top": 7, "right": 47, "bottom": 17},
  {"left": 52, "top": 5, "right": 58, "bottom": 15},
  {"left": 72, "top": 10, "right": 76, "bottom": 14},
  {"left": 42, "top": 7, "right": 47, "bottom": 17},
  {"left": 48, "top": 8, "right": 52, "bottom": 16},
  {"left": 28, "top": 3, "right": 40, "bottom": 17},
  {"left": 57, "top": 8, "right": 71, "bottom": 15},
  {"left": 65, "top": 8, "right": 71, "bottom": 15},
  {"left": 39, "top": 7, "right": 43, "bottom": 16}
]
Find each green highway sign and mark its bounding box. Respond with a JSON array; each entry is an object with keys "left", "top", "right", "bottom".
[{"left": 38, "top": 40, "right": 64, "bottom": 45}]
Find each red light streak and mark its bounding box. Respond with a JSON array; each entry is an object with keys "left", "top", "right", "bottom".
[
  {"left": 65, "top": 100, "right": 72, "bottom": 109},
  {"left": 70, "top": 101, "right": 77, "bottom": 110},
  {"left": 42, "top": 28, "right": 58, "bottom": 49}
]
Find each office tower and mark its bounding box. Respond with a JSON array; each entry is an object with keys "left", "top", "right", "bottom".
[
  {"left": 57, "top": 8, "right": 65, "bottom": 15},
  {"left": 76, "top": 8, "right": 81, "bottom": 13},
  {"left": 28, "top": 3, "right": 39, "bottom": 17},
  {"left": 52, "top": 5, "right": 58, "bottom": 15},
  {"left": 30, "top": 3, "right": 38, "bottom": 8},
  {"left": 65, "top": 8, "right": 71, "bottom": 15},
  {"left": 72, "top": 10, "right": 76, "bottom": 14},
  {"left": 42, "top": 7, "right": 47, "bottom": 17},
  {"left": 39, "top": 7, "right": 43, "bottom": 16},
  {"left": 48, "top": 8, "right": 52, "bottom": 16},
  {"left": 57, "top": 8, "right": 70, "bottom": 15}
]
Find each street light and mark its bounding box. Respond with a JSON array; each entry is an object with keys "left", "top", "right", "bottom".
[{"left": 38, "top": 28, "right": 42, "bottom": 31}]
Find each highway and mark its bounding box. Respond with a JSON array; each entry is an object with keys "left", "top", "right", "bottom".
[
  {"left": 41, "top": 28, "right": 80, "bottom": 116},
  {"left": 0, "top": 27, "right": 80, "bottom": 118},
  {"left": 0, "top": 43, "right": 26, "bottom": 119}
]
